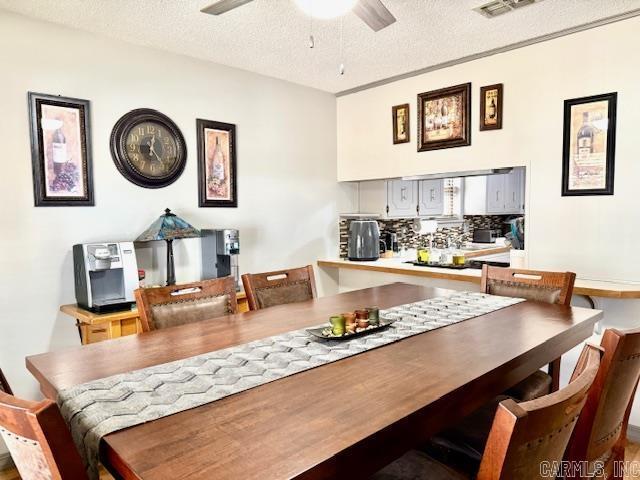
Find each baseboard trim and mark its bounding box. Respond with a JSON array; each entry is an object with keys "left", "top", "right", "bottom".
[
  {"left": 628, "top": 425, "right": 640, "bottom": 444},
  {"left": 0, "top": 452, "right": 14, "bottom": 471}
]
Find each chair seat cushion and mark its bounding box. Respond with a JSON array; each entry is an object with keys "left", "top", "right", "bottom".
[
  {"left": 372, "top": 450, "right": 469, "bottom": 480},
  {"left": 424, "top": 395, "right": 513, "bottom": 474},
  {"left": 504, "top": 370, "right": 552, "bottom": 401}
]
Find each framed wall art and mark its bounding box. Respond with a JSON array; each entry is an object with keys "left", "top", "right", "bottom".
[
  {"left": 480, "top": 83, "right": 503, "bottom": 131},
  {"left": 417, "top": 83, "right": 471, "bottom": 151},
  {"left": 392, "top": 104, "right": 410, "bottom": 144},
  {"left": 197, "top": 119, "right": 237, "bottom": 207},
  {"left": 562, "top": 92, "right": 617, "bottom": 196},
  {"left": 28, "top": 92, "right": 94, "bottom": 206}
]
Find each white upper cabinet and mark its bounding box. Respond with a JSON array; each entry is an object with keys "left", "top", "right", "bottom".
[
  {"left": 386, "top": 180, "right": 418, "bottom": 217},
  {"left": 418, "top": 179, "right": 444, "bottom": 217},
  {"left": 464, "top": 168, "right": 525, "bottom": 215}
]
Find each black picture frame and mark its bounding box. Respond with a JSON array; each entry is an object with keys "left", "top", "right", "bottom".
[
  {"left": 479, "top": 83, "right": 503, "bottom": 131},
  {"left": 562, "top": 92, "right": 617, "bottom": 196},
  {"left": 417, "top": 83, "right": 471, "bottom": 152},
  {"left": 28, "top": 92, "right": 94, "bottom": 206},
  {"left": 197, "top": 119, "right": 238, "bottom": 208}
]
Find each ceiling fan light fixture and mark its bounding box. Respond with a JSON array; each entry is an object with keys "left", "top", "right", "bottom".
[{"left": 294, "top": 0, "right": 358, "bottom": 19}]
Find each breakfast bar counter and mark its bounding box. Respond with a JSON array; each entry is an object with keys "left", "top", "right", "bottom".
[{"left": 318, "top": 258, "right": 640, "bottom": 299}]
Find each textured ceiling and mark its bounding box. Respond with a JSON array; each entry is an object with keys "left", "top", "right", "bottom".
[{"left": 1, "top": 0, "right": 639, "bottom": 93}]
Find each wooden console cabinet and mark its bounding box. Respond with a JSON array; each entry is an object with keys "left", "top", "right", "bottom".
[{"left": 61, "top": 292, "right": 249, "bottom": 345}]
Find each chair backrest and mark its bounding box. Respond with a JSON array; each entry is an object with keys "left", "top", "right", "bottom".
[
  {"left": 0, "top": 391, "right": 88, "bottom": 480},
  {"left": 477, "top": 344, "right": 601, "bottom": 480},
  {"left": 481, "top": 265, "right": 576, "bottom": 306},
  {"left": 565, "top": 328, "right": 640, "bottom": 477},
  {"left": 0, "top": 368, "right": 12, "bottom": 395},
  {"left": 241, "top": 265, "right": 317, "bottom": 311},
  {"left": 135, "top": 276, "right": 238, "bottom": 332}
]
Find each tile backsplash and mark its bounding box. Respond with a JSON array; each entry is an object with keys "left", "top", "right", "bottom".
[{"left": 339, "top": 215, "right": 511, "bottom": 258}]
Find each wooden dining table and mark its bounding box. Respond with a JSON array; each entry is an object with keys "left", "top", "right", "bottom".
[{"left": 26, "top": 283, "right": 602, "bottom": 480}]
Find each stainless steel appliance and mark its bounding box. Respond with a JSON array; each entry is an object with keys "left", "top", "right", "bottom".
[
  {"left": 73, "top": 242, "right": 139, "bottom": 313},
  {"left": 472, "top": 228, "right": 501, "bottom": 243},
  {"left": 348, "top": 220, "right": 384, "bottom": 261},
  {"left": 201, "top": 229, "right": 240, "bottom": 290},
  {"left": 384, "top": 231, "right": 399, "bottom": 253}
]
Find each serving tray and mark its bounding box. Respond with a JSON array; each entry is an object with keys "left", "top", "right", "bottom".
[{"left": 306, "top": 318, "right": 396, "bottom": 340}]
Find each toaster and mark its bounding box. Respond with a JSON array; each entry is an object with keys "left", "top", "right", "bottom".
[{"left": 472, "top": 228, "right": 501, "bottom": 244}]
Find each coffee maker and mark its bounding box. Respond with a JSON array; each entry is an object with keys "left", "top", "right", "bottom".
[
  {"left": 201, "top": 229, "right": 240, "bottom": 290},
  {"left": 73, "top": 242, "right": 139, "bottom": 313}
]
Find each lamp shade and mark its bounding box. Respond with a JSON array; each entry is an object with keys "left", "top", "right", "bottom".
[{"left": 136, "top": 208, "right": 200, "bottom": 242}]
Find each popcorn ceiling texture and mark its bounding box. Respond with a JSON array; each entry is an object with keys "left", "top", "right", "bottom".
[
  {"left": 339, "top": 215, "right": 509, "bottom": 258},
  {"left": 0, "top": 0, "right": 638, "bottom": 93}
]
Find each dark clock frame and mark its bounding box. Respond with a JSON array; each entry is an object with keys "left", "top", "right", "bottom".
[{"left": 110, "top": 108, "right": 187, "bottom": 188}]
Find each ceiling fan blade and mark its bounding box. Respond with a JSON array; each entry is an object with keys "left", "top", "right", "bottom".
[
  {"left": 201, "top": 0, "right": 254, "bottom": 15},
  {"left": 353, "top": 0, "right": 396, "bottom": 31}
]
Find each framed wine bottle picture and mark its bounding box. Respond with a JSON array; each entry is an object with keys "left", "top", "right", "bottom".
[
  {"left": 479, "top": 83, "right": 503, "bottom": 131},
  {"left": 28, "top": 92, "right": 94, "bottom": 206},
  {"left": 562, "top": 92, "right": 617, "bottom": 196},
  {"left": 196, "top": 119, "right": 237, "bottom": 207}
]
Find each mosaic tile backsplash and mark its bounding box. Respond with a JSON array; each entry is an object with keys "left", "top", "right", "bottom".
[{"left": 339, "top": 215, "right": 510, "bottom": 259}]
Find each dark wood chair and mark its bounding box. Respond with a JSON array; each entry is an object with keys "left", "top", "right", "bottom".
[
  {"left": 0, "top": 368, "right": 12, "bottom": 395},
  {"left": 135, "top": 276, "right": 238, "bottom": 332},
  {"left": 0, "top": 391, "right": 88, "bottom": 480},
  {"left": 482, "top": 265, "right": 577, "bottom": 395},
  {"left": 241, "top": 265, "right": 317, "bottom": 311},
  {"left": 372, "top": 344, "right": 602, "bottom": 480},
  {"left": 564, "top": 327, "right": 640, "bottom": 479}
]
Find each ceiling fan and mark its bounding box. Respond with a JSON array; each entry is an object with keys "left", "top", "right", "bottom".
[{"left": 201, "top": 0, "right": 396, "bottom": 32}]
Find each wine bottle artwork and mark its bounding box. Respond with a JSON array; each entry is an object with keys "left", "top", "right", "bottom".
[
  {"left": 29, "top": 92, "right": 93, "bottom": 206},
  {"left": 562, "top": 93, "right": 616, "bottom": 196}
]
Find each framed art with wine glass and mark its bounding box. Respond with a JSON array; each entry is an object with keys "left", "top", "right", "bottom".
[{"left": 28, "top": 92, "right": 94, "bottom": 206}]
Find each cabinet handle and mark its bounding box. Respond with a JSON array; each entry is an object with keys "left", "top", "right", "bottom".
[
  {"left": 512, "top": 192, "right": 516, "bottom": 202},
  {"left": 496, "top": 191, "right": 500, "bottom": 202},
  {"left": 401, "top": 187, "right": 407, "bottom": 202},
  {"left": 430, "top": 189, "right": 436, "bottom": 201}
]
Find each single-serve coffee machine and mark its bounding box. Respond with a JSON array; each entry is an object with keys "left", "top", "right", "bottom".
[
  {"left": 201, "top": 229, "right": 240, "bottom": 290},
  {"left": 73, "top": 242, "right": 139, "bottom": 313}
]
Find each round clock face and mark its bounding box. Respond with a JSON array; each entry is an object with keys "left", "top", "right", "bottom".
[{"left": 110, "top": 109, "right": 186, "bottom": 188}]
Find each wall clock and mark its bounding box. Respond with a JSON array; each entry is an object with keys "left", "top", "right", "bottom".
[{"left": 110, "top": 109, "right": 187, "bottom": 188}]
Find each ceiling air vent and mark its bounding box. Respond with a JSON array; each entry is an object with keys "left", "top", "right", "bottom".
[{"left": 474, "top": 0, "right": 541, "bottom": 18}]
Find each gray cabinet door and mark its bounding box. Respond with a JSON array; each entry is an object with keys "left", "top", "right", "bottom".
[
  {"left": 418, "top": 179, "right": 444, "bottom": 216},
  {"left": 486, "top": 174, "right": 506, "bottom": 214},
  {"left": 504, "top": 168, "right": 524, "bottom": 213},
  {"left": 387, "top": 180, "right": 418, "bottom": 217}
]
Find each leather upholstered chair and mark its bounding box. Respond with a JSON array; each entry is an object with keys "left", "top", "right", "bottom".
[
  {"left": 0, "top": 368, "right": 12, "bottom": 395},
  {"left": 241, "top": 265, "right": 317, "bottom": 311},
  {"left": 0, "top": 391, "right": 88, "bottom": 480},
  {"left": 135, "top": 276, "right": 238, "bottom": 332},
  {"left": 564, "top": 328, "right": 640, "bottom": 479},
  {"left": 482, "top": 265, "right": 577, "bottom": 397},
  {"left": 372, "top": 344, "right": 602, "bottom": 480}
]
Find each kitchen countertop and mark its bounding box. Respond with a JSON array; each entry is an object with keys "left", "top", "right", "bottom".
[{"left": 317, "top": 258, "right": 640, "bottom": 299}]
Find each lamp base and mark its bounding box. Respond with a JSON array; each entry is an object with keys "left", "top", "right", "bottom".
[{"left": 166, "top": 239, "right": 176, "bottom": 286}]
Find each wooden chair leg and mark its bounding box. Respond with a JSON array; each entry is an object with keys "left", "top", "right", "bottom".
[{"left": 549, "top": 357, "right": 561, "bottom": 392}]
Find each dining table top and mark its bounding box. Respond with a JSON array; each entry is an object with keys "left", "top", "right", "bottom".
[{"left": 26, "top": 283, "right": 603, "bottom": 480}]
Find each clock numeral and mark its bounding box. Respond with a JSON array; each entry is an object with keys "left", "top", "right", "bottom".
[
  {"left": 132, "top": 153, "right": 140, "bottom": 162},
  {"left": 137, "top": 127, "right": 144, "bottom": 136},
  {"left": 139, "top": 160, "right": 146, "bottom": 170},
  {"left": 157, "top": 130, "right": 162, "bottom": 138},
  {"left": 147, "top": 125, "right": 156, "bottom": 134},
  {"left": 129, "top": 143, "right": 138, "bottom": 153}
]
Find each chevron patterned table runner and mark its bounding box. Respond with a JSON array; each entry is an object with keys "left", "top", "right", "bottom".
[{"left": 57, "top": 291, "right": 524, "bottom": 479}]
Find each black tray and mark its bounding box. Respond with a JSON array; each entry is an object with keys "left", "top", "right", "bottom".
[
  {"left": 306, "top": 318, "right": 396, "bottom": 340},
  {"left": 405, "top": 261, "right": 469, "bottom": 270}
]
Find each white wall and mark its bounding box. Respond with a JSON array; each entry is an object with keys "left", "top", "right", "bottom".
[
  {"left": 0, "top": 9, "right": 339, "bottom": 425},
  {"left": 338, "top": 16, "right": 640, "bottom": 284},
  {"left": 336, "top": 16, "right": 640, "bottom": 424}
]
